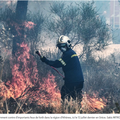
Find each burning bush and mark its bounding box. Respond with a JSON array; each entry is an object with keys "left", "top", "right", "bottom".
[{"left": 0, "top": 42, "right": 61, "bottom": 112}]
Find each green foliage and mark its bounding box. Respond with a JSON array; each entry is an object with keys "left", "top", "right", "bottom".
[
  {"left": 46, "top": 1, "right": 111, "bottom": 61},
  {"left": 0, "top": 6, "right": 15, "bottom": 50},
  {"left": 0, "top": 5, "right": 16, "bottom": 22},
  {"left": 25, "top": 12, "right": 45, "bottom": 54},
  {"left": 26, "top": 12, "right": 44, "bottom": 39},
  {"left": 46, "top": 2, "right": 79, "bottom": 36},
  {"left": 76, "top": 2, "right": 110, "bottom": 61}
]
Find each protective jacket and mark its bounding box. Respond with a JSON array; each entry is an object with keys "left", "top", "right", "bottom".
[{"left": 43, "top": 48, "right": 84, "bottom": 83}]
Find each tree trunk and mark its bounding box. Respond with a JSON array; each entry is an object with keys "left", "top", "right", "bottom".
[{"left": 12, "top": 0, "right": 28, "bottom": 56}]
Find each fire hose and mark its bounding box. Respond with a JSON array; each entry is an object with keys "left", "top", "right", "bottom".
[{"left": 35, "top": 51, "right": 64, "bottom": 78}]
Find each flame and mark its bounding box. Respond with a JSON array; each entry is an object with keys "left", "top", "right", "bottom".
[
  {"left": 0, "top": 42, "right": 61, "bottom": 108},
  {"left": 81, "top": 92, "right": 107, "bottom": 112},
  {"left": 24, "top": 21, "right": 36, "bottom": 30},
  {"left": 28, "top": 73, "right": 61, "bottom": 107},
  {"left": 9, "top": 21, "right": 36, "bottom": 36},
  {"left": 0, "top": 19, "right": 107, "bottom": 111},
  {"left": 0, "top": 19, "right": 61, "bottom": 109}
]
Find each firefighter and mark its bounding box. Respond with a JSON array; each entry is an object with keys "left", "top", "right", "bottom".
[{"left": 40, "top": 35, "right": 84, "bottom": 101}]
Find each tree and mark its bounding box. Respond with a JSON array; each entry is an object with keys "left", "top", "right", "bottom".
[
  {"left": 26, "top": 12, "right": 44, "bottom": 55},
  {"left": 45, "top": 2, "right": 78, "bottom": 38},
  {"left": 12, "top": 0, "right": 28, "bottom": 55},
  {"left": 0, "top": 1, "right": 28, "bottom": 56},
  {"left": 0, "top": 2, "right": 15, "bottom": 50},
  {"left": 46, "top": 1, "right": 111, "bottom": 61},
  {"left": 0, "top": 1, "right": 45, "bottom": 56},
  {"left": 76, "top": 2, "right": 110, "bottom": 62}
]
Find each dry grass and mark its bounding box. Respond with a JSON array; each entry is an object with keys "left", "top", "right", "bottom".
[
  {"left": 0, "top": 48, "right": 120, "bottom": 114},
  {"left": 60, "top": 97, "right": 81, "bottom": 114},
  {"left": 0, "top": 92, "right": 110, "bottom": 114}
]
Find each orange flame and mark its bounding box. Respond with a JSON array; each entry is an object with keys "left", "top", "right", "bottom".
[
  {"left": 9, "top": 21, "right": 36, "bottom": 36},
  {"left": 0, "top": 42, "right": 61, "bottom": 108},
  {"left": 28, "top": 73, "right": 61, "bottom": 107},
  {"left": 24, "top": 21, "right": 36, "bottom": 30},
  {"left": 81, "top": 92, "right": 107, "bottom": 112}
]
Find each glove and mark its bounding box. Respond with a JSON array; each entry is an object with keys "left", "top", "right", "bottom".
[{"left": 40, "top": 56, "right": 46, "bottom": 62}]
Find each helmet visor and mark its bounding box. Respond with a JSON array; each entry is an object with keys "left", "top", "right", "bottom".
[{"left": 57, "top": 43, "right": 66, "bottom": 48}]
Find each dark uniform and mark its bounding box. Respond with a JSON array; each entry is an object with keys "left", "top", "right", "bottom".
[{"left": 42, "top": 48, "right": 84, "bottom": 101}]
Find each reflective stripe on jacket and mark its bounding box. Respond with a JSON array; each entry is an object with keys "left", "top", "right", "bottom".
[{"left": 44, "top": 48, "right": 84, "bottom": 83}]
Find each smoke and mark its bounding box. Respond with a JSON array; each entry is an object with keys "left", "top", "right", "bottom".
[{"left": 0, "top": 42, "right": 61, "bottom": 107}]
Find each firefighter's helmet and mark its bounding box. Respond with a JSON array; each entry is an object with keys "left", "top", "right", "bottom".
[{"left": 56, "top": 35, "right": 71, "bottom": 48}]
